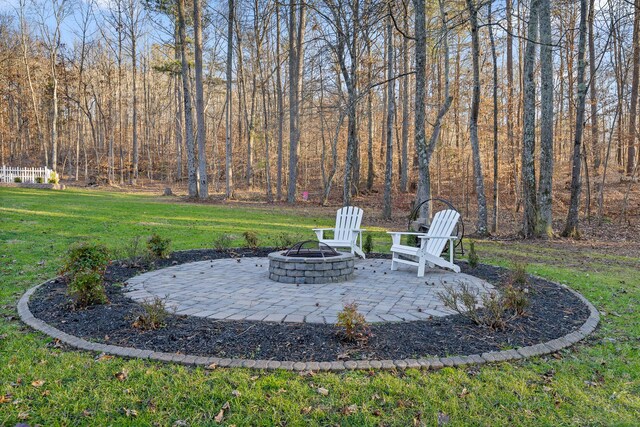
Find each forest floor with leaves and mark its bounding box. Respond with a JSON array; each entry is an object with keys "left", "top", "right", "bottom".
[{"left": 1, "top": 187, "right": 639, "bottom": 425}]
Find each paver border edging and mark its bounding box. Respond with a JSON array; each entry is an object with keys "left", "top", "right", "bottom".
[{"left": 17, "top": 278, "right": 599, "bottom": 371}]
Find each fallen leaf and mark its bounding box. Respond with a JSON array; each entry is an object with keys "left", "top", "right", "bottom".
[
  {"left": 249, "top": 376, "right": 259, "bottom": 381},
  {"left": 458, "top": 387, "right": 469, "bottom": 398},
  {"left": 214, "top": 409, "right": 225, "bottom": 423},
  {"left": 317, "top": 387, "right": 329, "bottom": 396},
  {"left": 300, "top": 406, "right": 312, "bottom": 415},
  {"left": 123, "top": 408, "right": 138, "bottom": 418},
  {"left": 114, "top": 371, "right": 128, "bottom": 381},
  {"left": 372, "top": 409, "right": 382, "bottom": 416},
  {"left": 41, "top": 389, "right": 51, "bottom": 396},
  {"left": 206, "top": 363, "right": 218, "bottom": 370},
  {"left": 0, "top": 394, "right": 11, "bottom": 404},
  {"left": 31, "top": 380, "right": 45, "bottom": 388},
  {"left": 222, "top": 401, "right": 230, "bottom": 410},
  {"left": 173, "top": 420, "right": 188, "bottom": 427},
  {"left": 232, "top": 390, "right": 241, "bottom": 397},
  {"left": 95, "top": 353, "right": 114, "bottom": 362},
  {"left": 342, "top": 404, "right": 358, "bottom": 415},
  {"left": 18, "top": 411, "right": 29, "bottom": 420}
]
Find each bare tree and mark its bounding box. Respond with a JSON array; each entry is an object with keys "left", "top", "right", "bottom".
[
  {"left": 382, "top": 12, "right": 394, "bottom": 220},
  {"left": 628, "top": 0, "right": 640, "bottom": 176},
  {"left": 522, "top": 0, "right": 539, "bottom": 237},
  {"left": 488, "top": 1, "right": 498, "bottom": 233},
  {"left": 193, "top": 0, "right": 208, "bottom": 198},
  {"left": 287, "top": 0, "right": 306, "bottom": 203},
  {"left": 226, "top": 0, "right": 234, "bottom": 199},
  {"left": 466, "top": 0, "right": 488, "bottom": 235},
  {"left": 34, "top": 0, "right": 69, "bottom": 172},
  {"left": 562, "top": 0, "right": 589, "bottom": 238},
  {"left": 537, "top": 0, "right": 554, "bottom": 237},
  {"left": 177, "top": 0, "right": 198, "bottom": 197}
]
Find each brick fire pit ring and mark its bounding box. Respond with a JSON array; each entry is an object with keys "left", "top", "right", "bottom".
[{"left": 268, "top": 250, "right": 355, "bottom": 284}]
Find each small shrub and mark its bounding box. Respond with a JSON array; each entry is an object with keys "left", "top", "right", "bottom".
[
  {"left": 336, "top": 302, "right": 371, "bottom": 343},
  {"left": 243, "top": 231, "right": 259, "bottom": 249},
  {"left": 68, "top": 270, "right": 107, "bottom": 306},
  {"left": 363, "top": 234, "right": 373, "bottom": 254},
  {"left": 468, "top": 240, "right": 479, "bottom": 268},
  {"left": 48, "top": 171, "right": 59, "bottom": 184},
  {"left": 61, "top": 242, "right": 111, "bottom": 277},
  {"left": 510, "top": 262, "right": 528, "bottom": 287},
  {"left": 213, "top": 233, "right": 234, "bottom": 250},
  {"left": 503, "top": 284, "right": 529, "bottom": 316},
  {"left": 480, "top": 291, "right": 507, "bottom": 330},
  {"left": 147, "top": 233, "right": 171, "bottom": 259},
  {"left": 13, "top": 177, "right": 22, "bottom": 183},
  {"left": 132, "top": 297, "right": 169, "bottom": 330},
  {"left": 61, "top": 242, "right": 111, "bottom": 307},
  {"left": 437, "top": 280, "right": 527, "bottom": 330},
  {"left": 273, "top": 232, "right": 297, "bottom": 249},
  {"left": 35, "top": 176, "right": 44, "bottom": 184},
  {"left": 120, "top": 235, "right": 144, "bottom": 263}
]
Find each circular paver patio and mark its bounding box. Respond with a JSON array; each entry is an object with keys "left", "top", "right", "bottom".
[{"left": 124, "top": 257, "right": 494, "bottom": 324}]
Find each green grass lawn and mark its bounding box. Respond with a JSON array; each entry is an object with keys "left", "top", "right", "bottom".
[{"left": 1, "top": 187, "right": 639, "bottom": 425}]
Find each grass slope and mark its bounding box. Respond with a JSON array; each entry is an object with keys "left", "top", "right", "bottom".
[{"left": 1, "top": 187, "right": 639, "bottom": 426}]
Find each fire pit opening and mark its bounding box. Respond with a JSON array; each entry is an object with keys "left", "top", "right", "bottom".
[
  {"left": 268, "top": 241, "right": 355, "bottom": 284},
  {"left": 283, "top": 240, "right": 340, "bottom": 258}
]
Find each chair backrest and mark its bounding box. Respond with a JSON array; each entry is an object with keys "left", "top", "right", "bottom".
[
  {"left": 423, "top": 209, "right": 460, "bottom": 256},
  {"left": 334, "top": 206, "right": 363, "bottom": 241}
]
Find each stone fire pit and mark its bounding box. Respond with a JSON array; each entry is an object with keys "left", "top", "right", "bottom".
[{"left": 268, "top": 241, "right": 355, "bottom": 284}]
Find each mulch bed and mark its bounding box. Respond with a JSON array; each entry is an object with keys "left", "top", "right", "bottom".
[{"left": 29, "top": 248, "right": 590, "bottom": 362}]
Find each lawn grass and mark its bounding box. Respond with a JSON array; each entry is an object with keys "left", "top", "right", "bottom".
[{"left": 1, "top": 187, "right": 639, "bottom": 425}]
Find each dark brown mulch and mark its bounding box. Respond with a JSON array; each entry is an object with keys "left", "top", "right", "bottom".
[{"left": 28, "top": 249, "right": 591, "bottom": 362}]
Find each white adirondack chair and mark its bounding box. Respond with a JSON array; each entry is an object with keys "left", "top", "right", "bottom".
[
  {"left": 313, "top": 206, "right": 366, "bottom": 258},
  {"left": 387, "top": 209, "right": 461, "bottom": 276}
]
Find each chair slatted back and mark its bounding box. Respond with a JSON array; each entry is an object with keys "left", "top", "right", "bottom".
[
  {"left": 334, "top": 206, "right": 363, "bottom": 242},
  {"left": 423, "top": 209, "right": 460, "bottom": 256}
]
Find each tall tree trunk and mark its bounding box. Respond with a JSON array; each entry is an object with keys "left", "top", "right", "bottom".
[
  {"left": 275, "top": 1, "right": 284, "bottom": 200},
  {"left": 287, "top": 0, "right": 306, "bottom": 203},
  {"left": 466, "top": 0, "right": 488, "bottom": 235},
  {"left": 522, "top": 0, "right": 539, "bottom": 237},
  {"left": 366, "top": 33, "right": 374, "bottom": 191},
  {"left": 177, "top": 0, "right": 197, "bottom": 197},
  {"left": 174, "top": 28, "right": 183, "bottom": 181},
  {"left": 413, "top": 0, "right": 429, "bottom": 218},
  {"left": 194, "top": 0, "right": 208, "bottom": 198},
  {"left": 562, "top": 0, "right": 589, "bottom": 238},
  {"left": 588, "top": 0, "right": 599, "bottom": 173},
  {"left": 383, "top": 15, "right": 394, "bottom": 220},
  {"left": 488, "top": 1, "right": 499, "bottom": 233},
  {"left": 131, "top": 30, "right": 138, "bottom": 184},
  {"left": 627, "top": 0, "right": 640, "bottom": 175},
  {"left": 537, "top": 0, "right": 554, "bottom": 237},
  {"left": 400, "top": 5, "right": 409, "bottom": 193},
  {"left": 225, "top": 0, "right": 235, "bottom": 198}
]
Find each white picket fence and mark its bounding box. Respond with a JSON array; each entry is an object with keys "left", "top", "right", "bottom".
[{"left": 0, "top": 166, "right": 55, "bottom": 184}]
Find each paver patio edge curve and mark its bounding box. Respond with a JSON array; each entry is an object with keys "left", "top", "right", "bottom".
[{"left": 17, "top": 277, "right": 600, "bottom": 371}]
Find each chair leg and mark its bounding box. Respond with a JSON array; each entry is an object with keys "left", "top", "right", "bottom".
[
  {"left": 390, "top": 254, "right": 398, "bottom": 271},
  {"left": 417, "top": 258, "right": 426, "bottom": 277}
]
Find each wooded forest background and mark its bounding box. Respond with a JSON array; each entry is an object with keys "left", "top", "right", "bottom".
[{"left": 1, "top": 0, "right": 639, "bottom": 237}]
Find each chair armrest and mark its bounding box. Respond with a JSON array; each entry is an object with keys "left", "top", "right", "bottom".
[
  {"left": 387, "top": 231, "right": 428, "bottom": 236},
  {"left": 417, "top": 235, "right": 459, "bottom": 240},
  {"left": 351, "top": 229, "right": 365, "bottom": 233},
  {"left": 387, "top": 231, "right": 428, "bottom": 246},
  {"left": 312, "top": 228, "right": 334, "bottom": 231}
]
